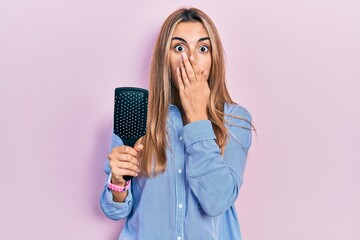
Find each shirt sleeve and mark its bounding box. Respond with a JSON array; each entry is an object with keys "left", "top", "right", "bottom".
[
  {"left": 99, "top": 133, "right": 133, "bottom": 220},
  {"left": 183, "top": 105, "right": 252, "bottom": 217}
]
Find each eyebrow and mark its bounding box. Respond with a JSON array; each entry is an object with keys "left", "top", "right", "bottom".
[{"left": 171, "top": 37, "right": 210, "bottom": 43}]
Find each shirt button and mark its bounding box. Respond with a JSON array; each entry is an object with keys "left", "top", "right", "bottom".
[
  {"left": 178, "top": 168, "right": 182, "bottom": 174},
  {"left": 178, "top": 203, "right": 183, "bottom": 208},
  {"left": 179, "top": 136, "right": 183, "bottom": 141},
  {"left": 177, "top": 236, "right": 182, "bottom": 240}
]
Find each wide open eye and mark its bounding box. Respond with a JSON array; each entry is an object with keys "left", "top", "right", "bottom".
[
  {"left": 199, "top": 45, "right": 209, "bottom": 53},
  {"left": 175, "top": 44, "right": 186, "bottom": 52}
]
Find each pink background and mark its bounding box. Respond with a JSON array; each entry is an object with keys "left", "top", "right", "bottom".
[{"left": 1, "top": 0, "right": 359, "bottom": 239}]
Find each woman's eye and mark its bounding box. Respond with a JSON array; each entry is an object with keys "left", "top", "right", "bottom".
[
  {"left": 175, "top": 45, "right": 186, "bottom": 52},
  {"left": 199, "top": 46, "right": 209, "bottom": 52}
]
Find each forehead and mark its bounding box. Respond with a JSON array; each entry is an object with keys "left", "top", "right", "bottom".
[{"left": 172, "top": 21, "right": 208, "bottom": 38}]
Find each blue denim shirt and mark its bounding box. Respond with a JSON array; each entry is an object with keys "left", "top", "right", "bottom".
[{"left": 100, "top": 103, "right": 252, "bottom": 240}]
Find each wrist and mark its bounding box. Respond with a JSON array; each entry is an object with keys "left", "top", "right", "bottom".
[
  {"left": 111, "top": 176, "right": 126, "bottom": 187},
  {"left": 108, "top": 178, "right": 131, "bottom": 193},
  {"left": 187, "top": 114, "right": 208, "bottom": 123}
]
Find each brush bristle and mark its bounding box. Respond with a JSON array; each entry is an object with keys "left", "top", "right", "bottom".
[{"left": 114, "top": 89, "right": 148, "bottom": 138}]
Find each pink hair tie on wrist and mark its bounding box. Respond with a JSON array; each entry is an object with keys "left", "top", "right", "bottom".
[{"left": 108, "top": 180, "right": 131, "bottom": 192}]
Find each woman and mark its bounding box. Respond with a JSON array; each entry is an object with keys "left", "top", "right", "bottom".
[{"left": 100, "top": 7, "right": 254, "bottom": 240}]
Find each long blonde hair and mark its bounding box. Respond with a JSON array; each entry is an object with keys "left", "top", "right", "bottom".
[{"left": 140, "top": 7, "right": 239, "bottom": 177}]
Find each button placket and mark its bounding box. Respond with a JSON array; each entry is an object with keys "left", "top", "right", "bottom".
[{"left": 172, "top": 107, "right": 186, "bottom": 240}]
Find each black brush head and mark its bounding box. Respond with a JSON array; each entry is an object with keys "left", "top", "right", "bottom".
[{"left": 114, "top": 87, "right": 148, "bottom": 147}]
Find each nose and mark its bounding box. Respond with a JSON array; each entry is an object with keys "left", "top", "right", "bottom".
[{"left": 188, "top": 48, "right": 197, "bottom": 60}]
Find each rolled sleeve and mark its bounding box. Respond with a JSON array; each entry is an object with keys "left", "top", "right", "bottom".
[
  {"left": 100, "top": 172, "right": 133, "bottom": 220},
  {"left": 103, "top": 186, "right": 133, "bottom": 208},
  {"left": 183, "top": 120, "right": 216, "bottom": 148},
  {"left": 105, "top": 173, "right": 133, "bottom": 207},
  {"left": 184, "top": 105, "right": 253, "bottom": 216}
]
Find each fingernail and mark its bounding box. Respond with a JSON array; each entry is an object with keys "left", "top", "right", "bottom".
[
  {"left": 189, "top": 56, "right": 195, "bottom": 61},
  {"left": 181, "top": 52, "right": 187, "bottom": 58}
]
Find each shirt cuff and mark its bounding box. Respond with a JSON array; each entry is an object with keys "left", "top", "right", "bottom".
[
  {"left": 105, "top": 173, "right": 132, "bottom": 208},
  {"left": 182, "top": 120, "right": 216, "bottom": 148}
]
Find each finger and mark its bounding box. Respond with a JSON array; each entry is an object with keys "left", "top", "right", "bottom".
[
  {"left": 134, "top": 144, "right": 143, "bottom": 152},
  {"left": 110, "top": 163, "right": 140, "bottom": 181},
  {"left": 119, "top": 153, "right": 140, "bottom": 166},
  {"left": 176, "top": 67, "right": 185, "bottom": 91},
  {"left": 109, "top": 152, "right": 140, "bottom": 166},
  {"left": 135, "top": 137, "right": 143, "bottom": 146},
  {"left": 181, "top": 52, "right": 196, "bottom": 82},
  {"left": 180, "top": 57, "right": 190, "bottom": 86},
  {"left": 113, "top": 167, "right": 139, "bottom": 180},
  {"left": 114, "top": 145, "right": 138, "bottom": 157},
  {"left": 189, "top": 55, "right": 201, "bottom": 78},
  {"left": 111, "top": 158, "right": 140, "bottom": 173},
  {"left": 118, "top": 160, "right": 140, "bottom": 173}
]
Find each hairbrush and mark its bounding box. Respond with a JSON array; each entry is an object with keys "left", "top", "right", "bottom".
[{"left": 113, "top": 87, "right": 148, "bottom": 181}]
